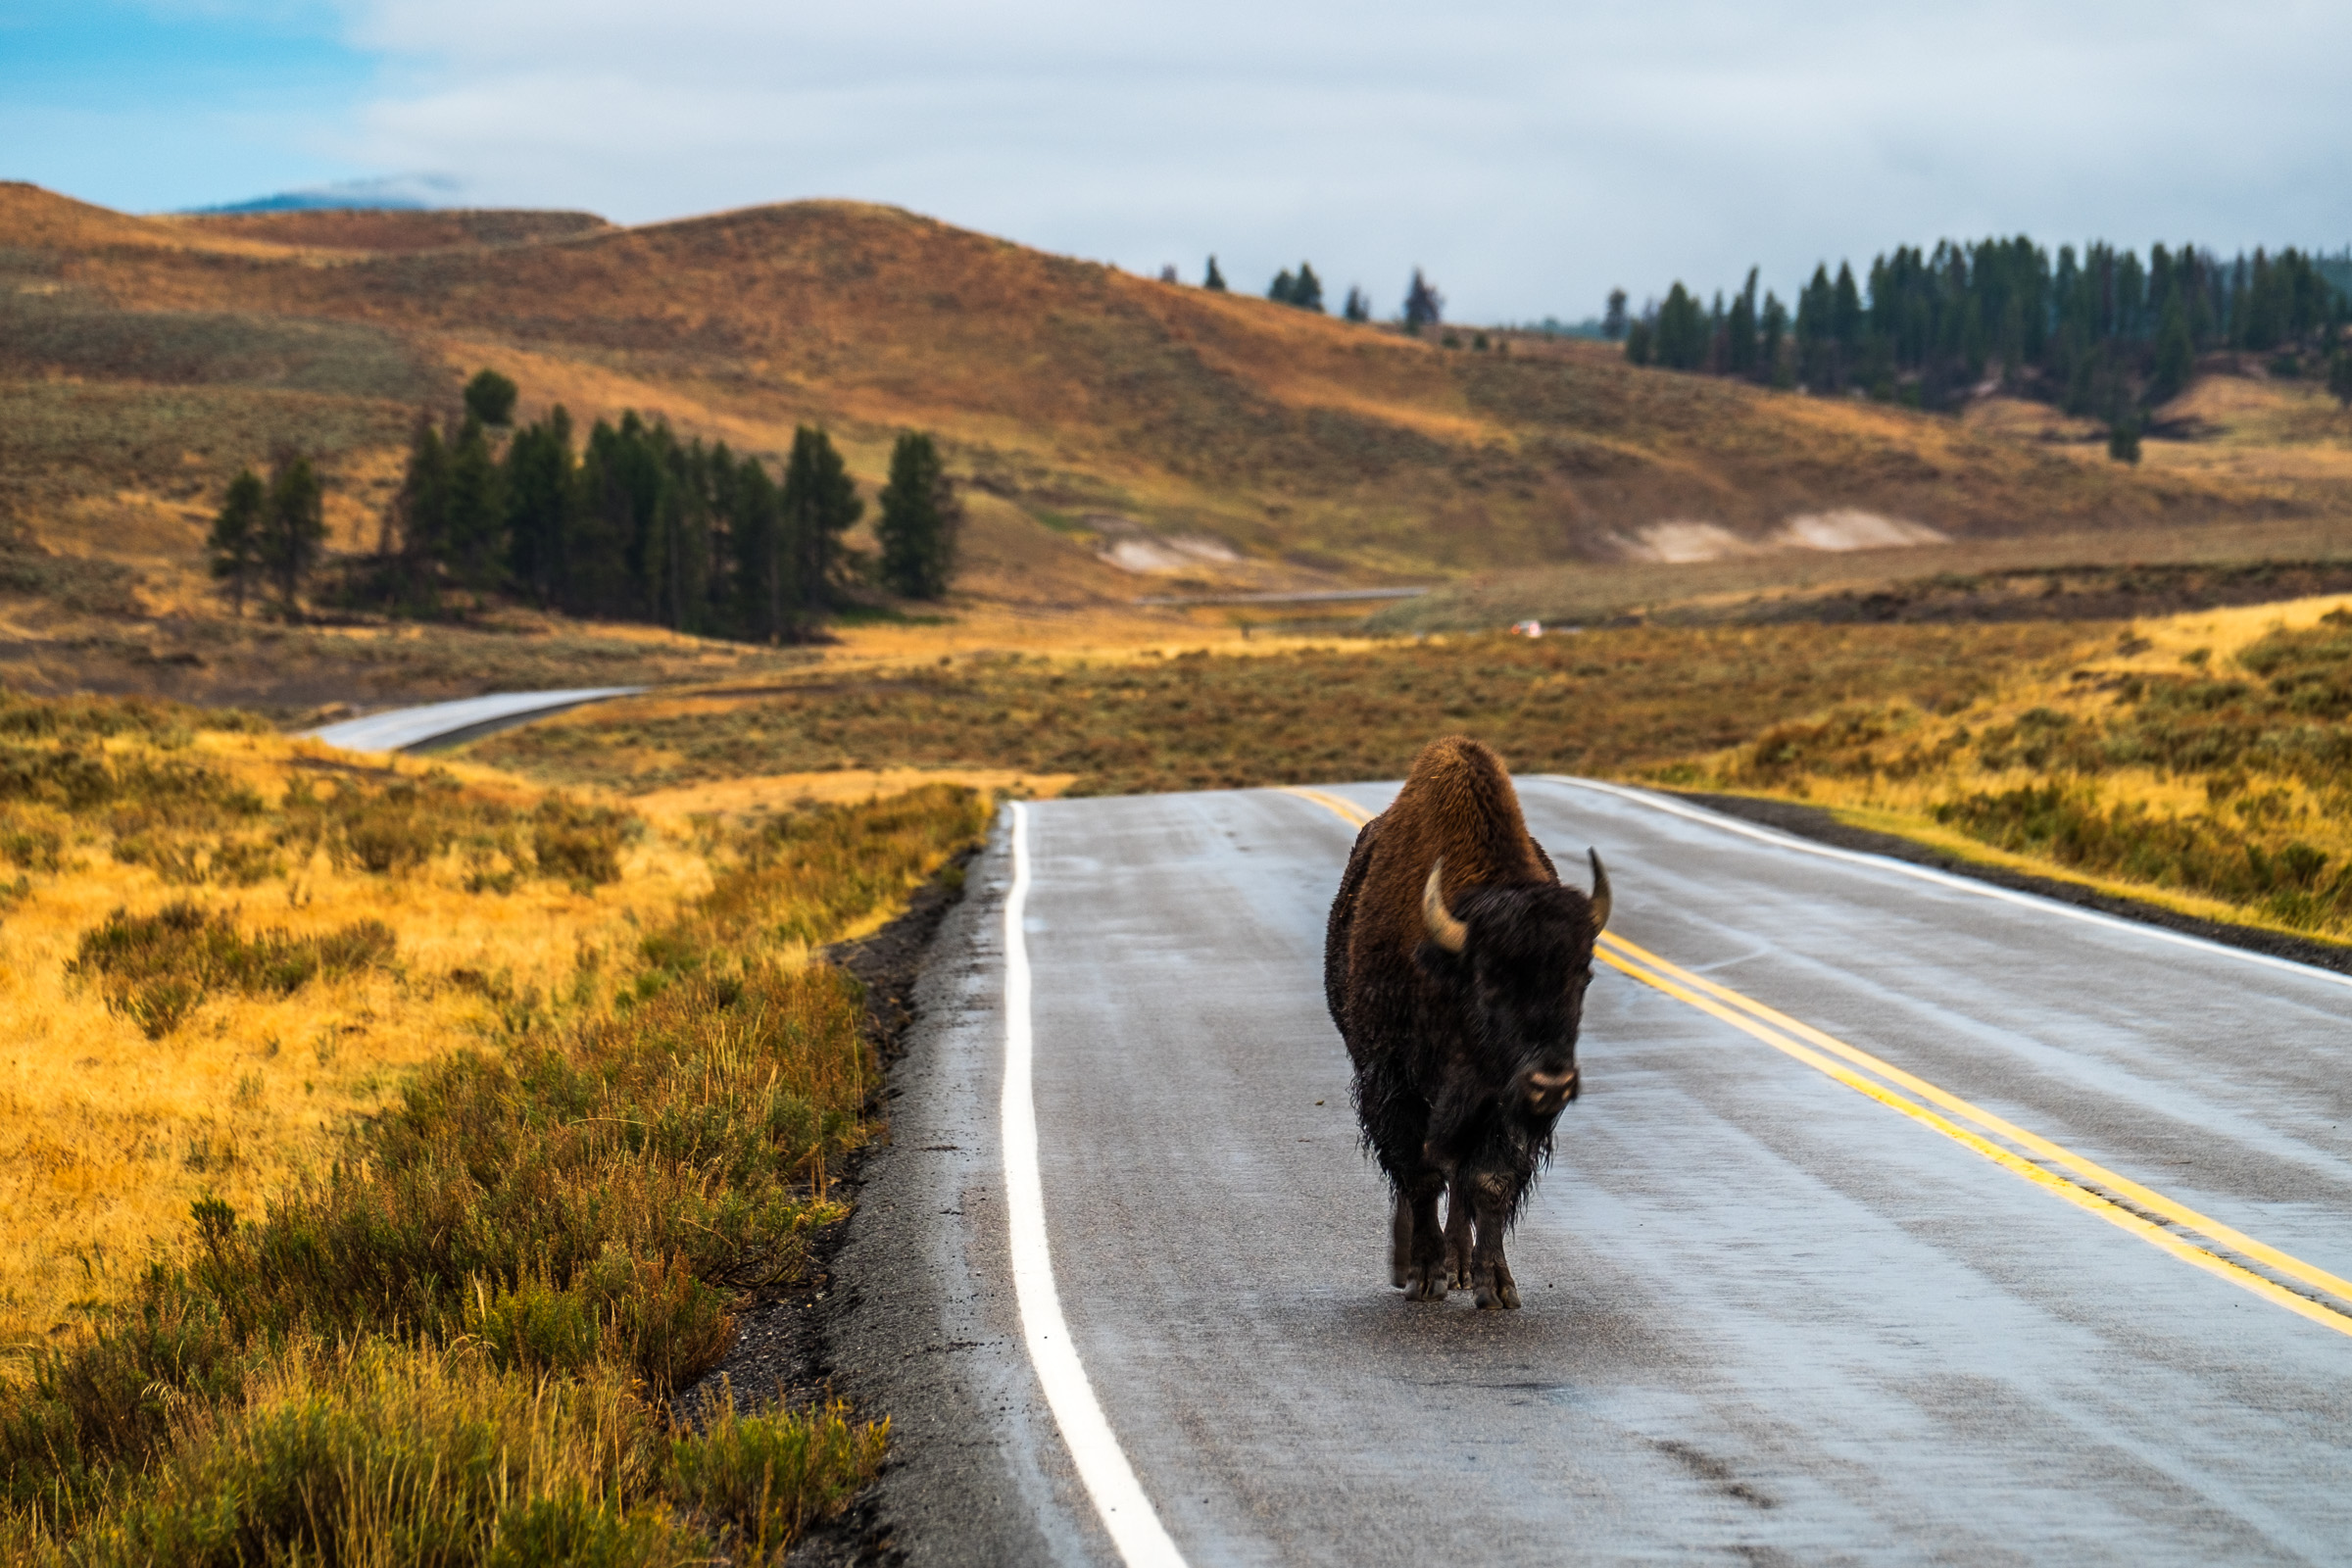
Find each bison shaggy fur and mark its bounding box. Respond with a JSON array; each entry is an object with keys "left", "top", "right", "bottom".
[{"left": 1323, "top": 735, "right": 1608, "bottom": 1308}]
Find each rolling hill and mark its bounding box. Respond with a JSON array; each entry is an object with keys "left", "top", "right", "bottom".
[{"left": 3, "top": 180, "right": 2348, "bottom": 639}]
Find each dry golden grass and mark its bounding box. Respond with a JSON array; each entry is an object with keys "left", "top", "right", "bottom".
[
  {"left": 632, "top": 766, "right": 1074, "bottom": 822},
  {"left": 0, "top": 728, "right": 711, "bottom": 1349},
  {"left": 0, "top": 685, "right": 987, "bottom": 1559},
  {"left": 467, "top": 620, "right": 2096, "bottom": 800},
  {"left": 1659, "top": 594, "right": 2352, "bottom": 944}
]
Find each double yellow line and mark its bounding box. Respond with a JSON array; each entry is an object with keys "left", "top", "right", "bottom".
[{"left": 1283, "top": 786, "right": 2352, "bottom": 1340}]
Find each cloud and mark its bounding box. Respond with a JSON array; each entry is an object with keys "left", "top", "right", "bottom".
[{"left": 31, "top": 0, "right": 2352, "bottom": 317}]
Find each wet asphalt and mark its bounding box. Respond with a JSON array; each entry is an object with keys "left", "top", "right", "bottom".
[{"left": 821, "top": 782, "right": 2352, "bottom": 1566}]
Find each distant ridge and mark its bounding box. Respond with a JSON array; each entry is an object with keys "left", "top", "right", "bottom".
[
  {"left": 188, "top": 192, "right": 430, "bottom": 215},
  {"left": 181, "top": 174, "right": 454, "bottom": 216}
]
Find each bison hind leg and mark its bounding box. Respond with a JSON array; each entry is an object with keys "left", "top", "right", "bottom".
[
  {"left": 1390, "top": 1192, "right": 1413, "bottom": 1290},
  {"left": 1444, "top": 1184, "right": 1474, "bottom": 1290},
  {"left": 1476, "top": 1250, "right": 1521, "bottom": 1311}
]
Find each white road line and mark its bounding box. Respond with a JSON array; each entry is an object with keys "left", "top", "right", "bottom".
[
  {"left": 1534, "top": 776, "right": 2352, "bottom": 993},
  {"left": 1002, "top": 803, "right": 1190, "bottom": 1568}
]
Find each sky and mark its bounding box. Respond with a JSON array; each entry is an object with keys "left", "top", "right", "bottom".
[{"left": 6, "top": 0, "right": 2349, "bottom": 323}]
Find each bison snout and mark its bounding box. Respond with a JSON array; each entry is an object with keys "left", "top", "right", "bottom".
[{"left": 1523, "top": 1066, "right": 1579, "bottom": 1113}]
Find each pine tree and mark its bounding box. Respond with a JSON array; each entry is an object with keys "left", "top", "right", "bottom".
[
  {"left": 1203, "top": 256, "right": 1227, "bottom": 291},
  {"left": 390, "top": 414, "right": 451, "bottom": 609},
  {"left": 1342, "top": 286, "right": 1371, "bottom": 323},
  {"left": 2108, "top": 416, "right": 2142, "bottom": 465},
  {"left": 1832, "top": 262, "right": 1864, "bottom": 360},
  {"left": 780, "top": 426, "right": 862, "bottom": 636},
  {"left": 464, "top": 368, "right": 518, "bottom": 427},
  {"left": 2330, "top": 347, "right": 2352, "bottom": 409},
  {"left": 445, "top": 416, "right": 507, "bottom": 593},
  {"left": 1603, "top": 288, "right": 1628, "bottom": 341},
  {"left": 2150, "top": 296, "right": 2196, "bottom": 406},
  {"left": 1624, "top": 318, "right": 1654, "bottom": 367},
  {"left": 259, "top": 451, "right": 325, "bottom": 615},
  {"left": 1654, "top": 283, "right": 1706, "bottom": 370},
  {"left": 1759, "top": 292, "right": 1788, "bottom": 386},
  {"left": 1795, "top": 265, "right": 1835, "bottom": 388},
  {"left": 1291, "top": 263, "right": 1324, "bottom": 313},
  {"left": 730, "top": 454, "right": 787, "bottom": 642},
  {"left": 1403, "top": 270, "right": 1444, "bottom": 332},
  {"left": 1726, "top": 270, "right": 1758, "bottom": 377},
  {"left": 876, "top": 431, "right": 963, "bottom": 600},
  {"left": 1268, "top": 269, "right": 1296, "bottom": 305},
  {"left": 504, "top": 407, "right": 576, "bottom": 609},
  {"left": 206, "top": 468, "right": 266, "bottom": 617}
]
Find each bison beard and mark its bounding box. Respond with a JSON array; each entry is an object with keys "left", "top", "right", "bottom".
[{"left": 1323, "top": 736, "right": 1609, "bottom": 1309}]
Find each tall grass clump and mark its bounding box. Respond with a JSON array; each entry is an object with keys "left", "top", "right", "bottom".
[
  {"left": 0, "top": 783, "right": 986, "bottom": 1562},
  {"left": 69, "top": 901, "right": 396, "bottom": 1036}
]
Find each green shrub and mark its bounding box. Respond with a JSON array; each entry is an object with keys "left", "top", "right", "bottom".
[
  {"left": 68, "top": 902, "right": 397, "bottom": 1037},
  {"left": 44, "top": 1342, "right": 700, "bottom": 1568},
  {"left": 531, "top": 798, "right": 634, "bottom": 886},
  {"left": 665, "top": 1384, "right": 889, "bottom": 1564},
  {"left": 1934, "top": 783, "right": 2352, "bottom": 923}
]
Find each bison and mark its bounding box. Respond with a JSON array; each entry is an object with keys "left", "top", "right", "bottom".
[{"left": 1323, "top": 735, "right": 1609, "bottom": 1309}]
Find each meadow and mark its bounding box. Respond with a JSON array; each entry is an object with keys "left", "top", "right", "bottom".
[
  {"left": 0, "top": 685, "right": 989, "bottom": 1562},
  {"left": 466, "top": 620, "right": 2098, "bottom": 799}
]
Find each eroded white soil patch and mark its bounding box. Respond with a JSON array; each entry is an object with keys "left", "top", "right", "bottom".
[{"left": 1614, "top": 511, "right": 1946, "bottom": 563}]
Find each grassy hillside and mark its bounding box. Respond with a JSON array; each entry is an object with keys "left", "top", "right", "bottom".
[{"left": 6, "top": 180, "right": 2335, "bottom": 629}]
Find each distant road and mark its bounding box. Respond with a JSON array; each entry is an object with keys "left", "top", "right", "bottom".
[
  {"left": 835, "top": 779, "right": 2352, "bottom": 1565},
  {"left": 303, "top": 687, "right": 642, "bottom": 752},
  {"left": 1129, "top": 587, "right": 1428, "bottom": 608}
]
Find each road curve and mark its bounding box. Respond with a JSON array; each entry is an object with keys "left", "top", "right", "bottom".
[
  {"left": 830, "top": 780, "right": 2352, "bottom": 1566},
  {"left": 303, "top": 687, "right": 643, "bottom": 752}
]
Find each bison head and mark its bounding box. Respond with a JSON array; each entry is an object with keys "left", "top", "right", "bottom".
[{"left": 1421, "top": 852, "right": 1609, "bottom": 1118}]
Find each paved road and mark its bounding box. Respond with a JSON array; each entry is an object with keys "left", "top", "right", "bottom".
[
  {"left": 835, "top": 779, "right": 2352, "bottom": 1566},
  {"left": 304, "top": 687, "right": 642, "bottom": 752}
]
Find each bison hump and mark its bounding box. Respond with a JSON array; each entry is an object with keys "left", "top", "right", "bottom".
[{"left": 1388, "top": 735, "right": 1549, "bottom": 893}]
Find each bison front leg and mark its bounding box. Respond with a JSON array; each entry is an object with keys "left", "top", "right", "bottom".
[
  {"left": 1397, "top": 1174, "right": 1449, "bottom": 1300},
  {"left": 1468, "top": 1173, "right": 1522, "bottom": 1310}
]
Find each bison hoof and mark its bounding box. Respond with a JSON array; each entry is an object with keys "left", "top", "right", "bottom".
[
  {"left": 1405, "top": 1267, "right": 1449, "bottom": 1302},
  {"left": 1474, "top": 1280, "right": 1522, "bottom": 1310},
  {"left": 1391, "top": 1261, "right": 1410, "bottom": 1290}
]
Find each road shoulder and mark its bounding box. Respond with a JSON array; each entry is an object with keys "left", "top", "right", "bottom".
[{"left": 782, "top": 815, "right": 1093, "bottom": 1568}]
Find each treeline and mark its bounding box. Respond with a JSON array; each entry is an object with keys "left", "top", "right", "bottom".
[
  {"left": 1190, "top": 256, "right": 1426, "bottom": 328},
  {"left": 1620, "top": 239, "right": 2352, "bottom": 417},
  {"left": 211, "top": 369, "right": 962, "bottom": 635}
]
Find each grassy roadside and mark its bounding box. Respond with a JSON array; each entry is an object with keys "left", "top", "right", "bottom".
[
  {"left": 0, "top": 686, "right": 989, "bottom": 1563},
  {"left": 1651, "top": 595, "right": 2352, "bottom": 948}
]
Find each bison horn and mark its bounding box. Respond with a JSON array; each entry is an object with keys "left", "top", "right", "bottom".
[
  {"left": 1587, "top": 848, "right": 1611, "bottom": 935},
  {"left": 1422, "top": 858, "right": 1469, "bottom": 953}
]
